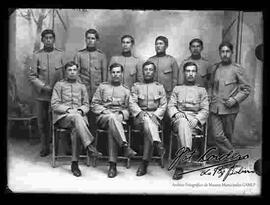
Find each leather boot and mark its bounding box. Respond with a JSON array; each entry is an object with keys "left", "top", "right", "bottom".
[
  {"left": 87, "top": 144, "right": 103, "bottom": 157},
  {"left": 173, "top": 167, "right": 183, "bottom": 180},
  {"left": 136, "top": 160, "right": 148, "bottom": 176},
  {"left": 108, "top": 162, "right": 117, "bottom": 178},
  {"left": 123, "top": 144, "right": 137, "bottom": 158},
  {"left": 71, "top": 161, "right": 81, "bottom": 177}
]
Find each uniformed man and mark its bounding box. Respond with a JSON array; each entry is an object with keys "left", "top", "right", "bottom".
[
  {"left": 168, "top": 62, "right": 209, "bottom": 180},
  {"left": 91, "top": 63, "right": 137, "bottom": 178},
  {"left": 178, "top": 38, "right": 211, "bottom": 89},
  {"left": 209, "top": 42, "right": 251, "bottom": 157},
  {"left": 28, "top": 29, "right": 65, "bottom": 157},
  {"left": 51, "top": 61, "right": 102, "bottom": 177},
  {"left": 108, "top": 35, "right": 143, "bottom": 89},
  {"left": 74, "top": 28, "right": 108, "bottom": 99},
  {"left": 129, "top": 61, "right": 167, "bottom": 176},
  {"left": 148, "top": 36, "right": 179, "bottom": 98}
]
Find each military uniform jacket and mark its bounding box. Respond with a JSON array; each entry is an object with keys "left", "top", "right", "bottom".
[
  {"left": 178, "top": 56, "right": 211, "bottom": 89},
  {"left": 28, "top": 47, "right": 65, "bottom": 101},
  {"left": 90, "top": 82, "right": 130, "bottom": 121},
  {"left": 148, "top": 54, "right": 179, "bottom": 95},
  {"left": 168, "top": 85, "right": 209, "bottom": 125},
  {"left": 129, "top": 81, "right": 167, "bottom": 120},
  {"left": 209, "top": 62, "right": 251, "bottom": 114},
  {"left": 109, "top": 55, "right": 143, "bottom": 89},
  {"left": 51, "top": 79, "right": 89, "bottom": 124},
  {"left": 74, "top": 48, "right": 107, "bottom": 99}
]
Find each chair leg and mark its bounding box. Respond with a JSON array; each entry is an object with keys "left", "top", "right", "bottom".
[
  {"left": 127, "top": 158, "right": 130, "bottom": 169},
  {"left": 52, "top": 130, "right": 56, "bottom": 168},
  {"left": 86, "top": 151, "right": 90, "bottom": 167},
  {"left": 92, "top": 131, "right": 98, "bottom": 167},
  {"left": 168, "top": 132, "right": 173, "bottom": 167}
]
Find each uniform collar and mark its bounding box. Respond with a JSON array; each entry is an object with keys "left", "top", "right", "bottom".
[
  {"left": 190, "top": 54, "right": 201, "bottom": 60},
  {"left": 156, "top": 52, "right": 166, "bottom": 57},
  {"left": 43, "top": 47, "right": 54, "bottom": 52},
  {"left": 122, "top": 51, "right": 132, "bottom": 57},
  {"left": 86, "top": 47, "right": 97, "bottom": 52}
]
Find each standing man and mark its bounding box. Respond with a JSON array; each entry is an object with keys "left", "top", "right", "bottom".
[
  {"left": 178, "top": 38, "right": 211, "bottom": 89},
  {"left": 129, "top": 61, "right": 167, "bottom": 176},
  {"left": 91, "top": 63, "right": 137, "bottom": 178},
  {"left": 168, "top": 62, "right": 209, "bottom": 180},
  {"left": 109, "top": 35, "right": 143, "bottom": 89},
  {"left": 29, "top": 29, "right": 65, "bottom": 157},
  {"left": 74, "top": 28, "right": 108, "bottom": 100},
  {"left": 148, "top": 36, "right": 179, "bottom": 98},
  {"left": 209, "top": 42, "right": 251, "bottom": 157},
  {"left": 51, "top": 61, "right": 102, "bottom": 177}
]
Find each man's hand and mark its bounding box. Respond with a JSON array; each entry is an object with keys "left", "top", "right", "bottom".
[
  {"left": 66, "top": 108, "right": 78, "bottom": 114},
  {"left": 225, "top": 97, "right": 237, "bottom": 108},
  {"left": 175, "top": 112, "right": 186, "bottom": 119},
  {"left": 137, "top": 111, "right": 147, "bottom": 120},
  {"left": 189, "top": 118, "right": 198, "bottom": 128},
  {"left": 77, "top": 109, "right": 83, "bottom": 116}
]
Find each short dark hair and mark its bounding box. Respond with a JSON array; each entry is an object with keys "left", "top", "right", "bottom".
[
  {"left": 142, "top": 61, "right": 156, "bottom": 71},
  {"left": 183, "top": 62, "right": 198, "bottom": 72},
  {"left": 41, "top": 29, "right": 55, "bottom": 39},
  {"left": 189, "top": 38, "right": 203, "bottom": 48},
  {"left": 64, "top": 61, "right": 78, "bottom": 70},
  {"left": 109, "top": 63, "right": 124, "bottom": 72},
  {"left": 121, "top": 35, "right": 135, "bottom": 45},
  {"left": 155, "top": 36, "right": 168, "bottom": 47},
  {"left": 85, "top": 29, "right": 99, "bottom": 40},
  {"left": 219, "top": 41, "right": 233, "bottom": 52}
]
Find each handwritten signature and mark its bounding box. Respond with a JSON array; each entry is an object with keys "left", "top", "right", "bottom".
[{"left": 168, "top": 147, "right": 254, "bottom": 181}]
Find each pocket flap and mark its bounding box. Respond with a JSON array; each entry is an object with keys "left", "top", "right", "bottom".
[
  {"left": 163, "top": 68, "right": 172, "bottom": 74},
  {"left": 225, "top": 80, "right": 237, "bottom": 85}
]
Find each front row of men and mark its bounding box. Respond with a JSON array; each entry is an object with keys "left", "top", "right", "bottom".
[{"left": 51, "top": 59, "right": 209, "bottom": 180}]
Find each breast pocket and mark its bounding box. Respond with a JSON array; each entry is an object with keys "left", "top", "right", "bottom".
[
  {"left": 163, "top": 68, "right": 172, "bottom": 74},
  {"left": 224, "top": 79, "right": 237, "bottom": 86}
]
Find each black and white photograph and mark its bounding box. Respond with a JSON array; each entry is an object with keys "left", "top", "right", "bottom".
[{"left": 7, "top": 9, "right": 262, "bottom": 195}]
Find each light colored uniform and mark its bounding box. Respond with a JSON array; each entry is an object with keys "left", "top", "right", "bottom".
[
  {"left": 209, "top": 62, "right": 251, "bottom": 154},
  {"left": 178, "top": 56, "right": 211, "bottom": 89},
  {"left": 90, "top": 82, "right": 130, "bottom": 162},
  {"left": 168, "top": 85, "right": 209, "bottom": 149},
  {"left": 51, "top": 78, "right": 93, "bottom": 161},
  {"left": 74, "top": 48, "right": 107, "bottom": 99},
  {"left": 108, "top": 55, "right": 143, "bottom": 89},
  {"left": 28, "top": 47, "right": 65, "bottom": 151},
  {"left": 129, "top": 81, "right": 167, "bottom": 161}
]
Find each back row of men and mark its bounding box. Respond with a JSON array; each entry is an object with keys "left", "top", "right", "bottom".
[{"left": 28, "top": 29, "right": 251, "bottom": 180}]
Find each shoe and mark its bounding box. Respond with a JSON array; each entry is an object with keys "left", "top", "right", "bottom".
[
  {"left": 123, "top": 146, "right": 137, "bottom": 158},
  {"left": 71, "top": 162, "right": 81, "bottom": 177},
  {"left": 136, "top": 161, "right": 148, "bottom": 176},
  {"left": 172, "top": 167, "right": 183, "bottom": 180},
  {"left": 40, "top": 149, "right": 50, "bottom": 157},
  {"left": 87, "top": 144, "right": 103, "bottom": 157},
  {"left": 108, "top": 163, "right": 117, "bottom": 178}
]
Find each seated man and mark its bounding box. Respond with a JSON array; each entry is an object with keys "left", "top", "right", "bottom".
[
  {"left": 129, "top": 61, "right": 167, "bottom": 176},
  {"left": 91, "top": 63, "right": 137, "bottom": 178},
  {"left": 167, "top": 62, "right": 209, "bottom": 180},
  {"left": 51, "top": 61, "right": 102, "bottom": 177}
]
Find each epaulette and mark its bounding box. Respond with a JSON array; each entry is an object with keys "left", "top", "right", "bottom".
[
  {"left": 54, "top": 48, "right": 63, "bottom": 52},
  {"left": 59, "top": 79, "right": 65, "bottom": 82},
  {"left": 101, "top": 81, "right": 110, "bottom": 85},
  {"left": 35, "top": 48, "right": 44, "bottom": 54},
  {"left": 183, "top": 56, "right": 191, "bottom": 61},
  {"left": 133, "top": 82, "right": 142, "bottom": 86},
  {"left": 232, "top": 62, "right": 242, "bottom": 68},
  {"left": 154, "top": 81, "right": 162, "bottom": 86},
  {"left": 122, "top": 84, "right": 130, "bottom": 90},
  {"left": 78, "top": 48, "right": 87, "bottom": 52},
  {"left": 97, "top": 48, "right": 104, "bottom": 54}
]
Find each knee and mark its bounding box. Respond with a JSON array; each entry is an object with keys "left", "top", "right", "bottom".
[{"left": 70, "top": 113, "right": 84, "bottom": 123}]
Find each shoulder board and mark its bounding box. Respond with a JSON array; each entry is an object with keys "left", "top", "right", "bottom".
[
  {"left": 133, "top": 82, "right": 142, "bottom": 86},
  {"left": 35, "top": 48, "right": 44, "bottom": 54},
  {"left": 201, "top": 56, "right": 208, "bottom": 61},
  {"left": 122, "top": 84, "right": 130, "bottom": 90},
  {"left": 154, "top": 81, "right": 162, "bottom": 86},
  {"left": 184, "top": 56, "right": 192, "bottom": 61},
  {"left": 54, "top": 48, "right": 63, "bottom": 52},
  {"left": 78, "top": 48, "right": 87, "bottom": 52},
  {"left": 59, "top": 79, "right": 65, "bottom": 82},
  {"left": 97, "top": 49, "right": 104, "bottom": 54},
  {"left": 148, "top": 55, "right": 156, "bottom": 59},
  {"left": 101, "top": 82, "right": 109, "bottom": 85},
  {"left": 132, "top": 55, "right": 138, "bottom": 59},
  {"left": 232, "top": 62, "right": 242, "bottom": 68}
]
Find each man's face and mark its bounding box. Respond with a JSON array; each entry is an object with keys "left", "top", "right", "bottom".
[
  {"left": 66, "top": 65, "right": 78, "bottom": 80},
  {"left": 143, "top": 64, "right": 155, "bottom": 81},
  {"left": 184, "top": 65, "right": 197, "bottom": 83},
  {"left": 220, "top": 46, "right": 233, "bottom": 64},
  {"left": 42, "top": 34, "right": 55, "bottom": 48},
  {"left": 121, "top": 37, "right": 133, "bottom": 52},
  {"left": 86, "top": 33, "right": 97, "bottom": 48},
  {"left": 190, "top": 41, "right": 203, "bottom": 56},
  {"left": 110, "top": 66, "right": 123, "bottom": 83},
  {"left": 155, "top": 40, "right": 167, "bottom": 54}
]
